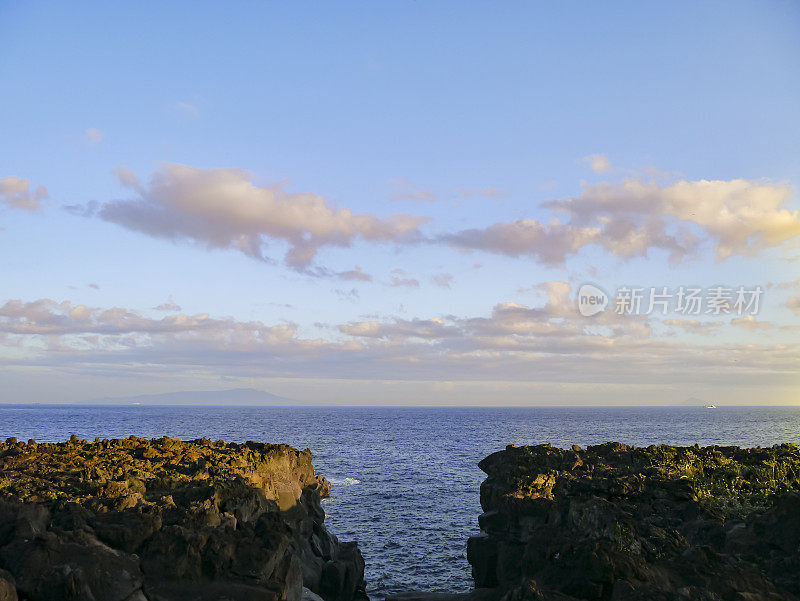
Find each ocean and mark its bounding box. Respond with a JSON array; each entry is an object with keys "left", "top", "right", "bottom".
[{"left": 1, "top": 405, "right": 799, "bottom": 599}]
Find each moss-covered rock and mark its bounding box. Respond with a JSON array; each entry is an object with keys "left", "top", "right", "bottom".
[
  {"left": 469, "top": 442, "right": 800, "bottom": 601},
  {"left": 0, "top": 436, "right": 367, "bottom": 601}
]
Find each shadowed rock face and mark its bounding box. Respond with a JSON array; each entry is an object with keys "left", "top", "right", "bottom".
[
  {"left": 0, "top": 436, "right": 368, "bottom": 601},
  {"left": 469, "top": 442, "right": 800, "bottom": 601}
]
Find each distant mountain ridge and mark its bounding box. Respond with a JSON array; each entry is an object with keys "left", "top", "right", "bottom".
[
  {"left": 84, "top": 388, "right": 299, "bottom": 406},
  {"left": 682, "top": 396, "right": 717, "bottom": 406}
]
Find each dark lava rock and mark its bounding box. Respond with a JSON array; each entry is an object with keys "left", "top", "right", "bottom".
[
  {"left": 468, "top": 442, "right": 800, "bottom": 601},
  {"left": 0, "top": 569, "right": 16, "bottom": 601},
  {"left": 0, "top": 436, "right": 368, "bottom": 601}
]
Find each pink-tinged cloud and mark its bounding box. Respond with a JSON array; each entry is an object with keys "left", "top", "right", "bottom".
[
  {"left": 389, "top": 178, "right": 437, "bottom": 202},
  {"left": 431, "top": 273, "right": 454, "bottom": 288},
  {"left": 1, "top": 289, "right": 797, "bottom": 392},
  {"left": 662, "top": 318, "right": 722, "bottom": 334},
  {"left": 0, "top": 177, "right": 48, "bottom": 211},
  {"left": 442, "top": 178, "right": 799, "bottom": 265},
  {"left": 584, "top": 154, "right": 612, "bottom": 173},
  {"left": 99, "top": 164, "right": 428, "bottom": 269},
  {"left": 730, "top": 315, "right": 774, "bottom": 330},
  {"left": 387, "top": 269, "right": 420, "bottom": 288},
  {"left": 458, "top": 187, "right": 506, "bottom": 199},
  {"left": 336, "top": 266, "right": 373, "bottom": 282}
]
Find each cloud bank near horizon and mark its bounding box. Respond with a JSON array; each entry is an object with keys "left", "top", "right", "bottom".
[{"left": 1, "top": 285, "right": 797, "bottom": 402}]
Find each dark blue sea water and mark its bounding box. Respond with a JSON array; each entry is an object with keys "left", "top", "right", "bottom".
[{"left": 1, "top": 405, "right": 799, "bottom": 599}]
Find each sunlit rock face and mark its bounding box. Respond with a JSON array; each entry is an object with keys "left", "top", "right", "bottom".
[
  {"left": 469, "top": 442, "right": 800, "bottom": 601},
  {"left": 0, "top": 436, "right": 368, "bottom": 601}
]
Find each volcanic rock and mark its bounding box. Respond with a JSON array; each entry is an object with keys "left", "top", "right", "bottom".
[
  {"left": 468, "top": 442, "right": 800, "bottom": 601},
  {"left": 0, "top": 436, "right": 367, "bottom": 601}
]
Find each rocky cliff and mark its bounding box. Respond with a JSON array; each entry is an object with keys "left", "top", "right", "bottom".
[
  {"left": 468, "top": 442, "right": 800, "bottom": 601},
  {"left": 0, "top": 436, "right": 368, "bottom": 601}
]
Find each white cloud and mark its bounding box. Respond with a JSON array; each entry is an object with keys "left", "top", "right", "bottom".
[
  {"left": 730, "top": 315, "right": 773, "bottom": 330},
  {"left": 770, "top": 279, "right": 800, "bottom": 290},
  {"left": 390, "top": 178, "right": 437, "bottom": 202},
  {"left": 173, "top": 101, "right": 200, "bottom": 119},
  {"left": 662, "top": 318, "right": 722, "bottom": 334},
  {"left": 333, "top": 288, "right": 360, "bottom": 302},
  {"left": 339, "top": 317, "right": 456, "bottom": 340},
  {"left": 546, "top": 178, "right": 800, "bottom": 261},
  {"left": 99, "top": 164, "right": 428, "bottom": 268},
  {"left": 79, "top": 164, "right": 800, "bottom": 272},
  {"left": 585, "top": 154, "right": 612, "bottom": 173},
  {"left": 345, "top": 281, "right": 647, "bottom": 343},
  {"left": 336, "top": 266, "right": 372, "bottom": 282},
  {"left": 0, "top": 298, "right": 285, "bottom": 337},
  {"left": 387, "top": 269, "right": 420, "bottom": 288},
  {"left": 1, "top": 290, "right": 796, "bottom": 396},
  {"left": 459, "top": 188, "right": 506, "bottom": 199},
  {"left": 431, "top": 273, "right": 454, "bottom": 288},
  {"left": 153, "top": 297, "right": 182, "bottom": 312},
  {"left": 85, "top": 128, "right": 104, "bottom": 145},
  {"left": 442, "top": 219, "right": 603, "bottom": 266},
  {"left": 389, "top": 276, "right": 420, "bottom": 288},
  {"left": 788, "top": 296, "right": 800, "bottom": 316},
  {"left": 0, "top": 177, "right": 48, "bottom": 211},
  {"left": 443, "top": 177, "right": 800, "bottom": 265}
]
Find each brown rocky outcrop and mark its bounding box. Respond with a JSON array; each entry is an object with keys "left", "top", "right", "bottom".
[
  {"left": 468, "top": 442, "right": 800, "bottom": 601},
  {"left": 0, "top": 436, "right": 368, "bottom": 601}
]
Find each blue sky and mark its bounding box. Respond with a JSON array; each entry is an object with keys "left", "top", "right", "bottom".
[{"left": 1, "top": 1, "right": 799, "bottom": 404}]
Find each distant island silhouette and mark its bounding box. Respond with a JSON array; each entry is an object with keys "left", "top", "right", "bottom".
[{"left": 81, "top": 387, "right": 299, "bottom": 406}]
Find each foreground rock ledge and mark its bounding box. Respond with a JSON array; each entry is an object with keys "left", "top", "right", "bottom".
[
  {"left": 0, "top": 436, "right": 368, "bottom": 601},
  {"left": 467, "top": 442, "right": 800, "bottom": 601}
]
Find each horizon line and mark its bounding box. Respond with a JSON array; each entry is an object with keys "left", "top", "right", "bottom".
[{"left": 1, "top": 402, "right": 798, "bottom": 408}]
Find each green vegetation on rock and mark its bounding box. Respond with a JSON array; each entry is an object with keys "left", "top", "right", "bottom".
[
  {"left": 0, "top": 436, "right": 368, "bottom": 601},
  {"left": 469, "top": 442, "right": 800, "bottom": 601}
]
